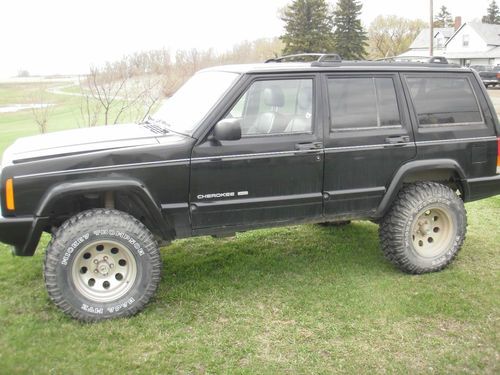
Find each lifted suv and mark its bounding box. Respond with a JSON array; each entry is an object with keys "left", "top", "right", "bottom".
[{"left": 1, "top": 54, "right": 500, "bottom": 321}]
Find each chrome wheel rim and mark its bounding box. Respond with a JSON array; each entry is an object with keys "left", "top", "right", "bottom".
[
  {"left": 411, "top": 206, "right": 455, "bottom": 258},
  {"left": 71, "top": 240, "right": 137, "bottom": 303}
]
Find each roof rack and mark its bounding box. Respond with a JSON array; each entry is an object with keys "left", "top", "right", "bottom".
[
  {"left": 428, "top": 56, "right": 449, "bottom": 64},
  {"left": 265, "top": 53, "right": 342, "bottom": 63},
  {"left": 376, "top": 56, "right": 449, "bottom": 64},
  {"left": 262, "top": 53, "right": 459, "bottom": 69}
]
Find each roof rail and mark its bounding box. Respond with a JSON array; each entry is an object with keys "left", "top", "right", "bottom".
[
  {"left": 428, "top": 56, "right": 448, "bottom": 64},
  {"left": 265, "top": 53, "right": 342, "bottom": 63},
  {"left": 376, "top": 56, "right": 449, "bottom": 64}
]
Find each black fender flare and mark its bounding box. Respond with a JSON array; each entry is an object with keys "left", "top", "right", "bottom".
[
  {"left": 374, "top": 159, "right": 468, "bottom": 218},
  {"left": 36, "top": 178, "right": 174, "bottom": 240}
]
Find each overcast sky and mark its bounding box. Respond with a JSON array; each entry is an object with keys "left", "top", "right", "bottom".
[{"left": 0, "top": 0, "right": 493, "bottom": 78}]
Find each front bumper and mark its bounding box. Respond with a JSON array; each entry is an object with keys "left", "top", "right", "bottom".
[{"left": 0, "top": 209, "right": 48, "bottom": 256}]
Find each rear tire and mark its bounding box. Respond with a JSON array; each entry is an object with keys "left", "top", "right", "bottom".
[
  {"left": 44, "top": 209, "right": 161, "bottom": 321},
  {"left": 379, "top": 182, "right": 466, "bottom": 274}
]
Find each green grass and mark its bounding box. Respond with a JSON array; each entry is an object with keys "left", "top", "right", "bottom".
[
  {"left": 0, "top": 81, "right": 499, "bottom": 373},
  {"left": 0, "top": 81, "right": 138, "bottom": 154},
  {"left": 0, "top": 82, "right": 79, "bottom": 152},
  {"left": 0, "top": 198, "right": 499, "bottom": 374}
]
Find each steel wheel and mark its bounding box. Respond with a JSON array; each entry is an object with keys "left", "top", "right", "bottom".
[
  {"left": 410, "top": 205, "right": 455, "bottom": 258},
  {"left": 380, "top": 182, "right": 466, "bottom": 274},
  {"left": 71, "top": 240, "right": 137, "bottom": 303}
]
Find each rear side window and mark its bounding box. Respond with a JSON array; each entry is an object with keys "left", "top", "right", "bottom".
[
  {"left": 327, "top": 77, "right": 401, "bottom": 131},
  {"left": 405, "top": 76, "right": 483, "bottom": 126}
]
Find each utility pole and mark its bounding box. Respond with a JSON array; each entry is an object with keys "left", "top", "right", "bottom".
[{"left": 430, "top": 0, "right": 434, "bottom": 56}]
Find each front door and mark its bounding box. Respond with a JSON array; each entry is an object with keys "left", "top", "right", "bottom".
[
  {"left": 322, "top": 73, "right": 417, "bottom": 218},
  {"left": 190, "top": 75, "right": 324, "bottom": 232}
]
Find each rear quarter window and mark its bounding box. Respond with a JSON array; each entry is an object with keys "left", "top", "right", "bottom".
[{"left": 405, "top": 76, "right": 483, "bottom": 127}]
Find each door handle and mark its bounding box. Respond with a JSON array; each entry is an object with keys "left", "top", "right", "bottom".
[
  {"left": 384, "top": 136, "right": 410, "bottom": 146},
  {"left": 295, "top": 142, "right": 323, "bottom": 151}
]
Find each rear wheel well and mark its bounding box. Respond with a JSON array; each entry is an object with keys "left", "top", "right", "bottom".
[{"left": 401, "top": 169, "right": 464, "bottom": 197}]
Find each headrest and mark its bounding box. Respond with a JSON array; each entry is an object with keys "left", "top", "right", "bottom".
[
  {"left": 297, "top": 87, "right": 312, "bottom": 111},
  {"left": 263, "top": 87, "right": 285, "bottom": 107}
]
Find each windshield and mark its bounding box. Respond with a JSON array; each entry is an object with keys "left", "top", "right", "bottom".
[{"left": 152, "top": 71, "right": 240, "bottom": 134}]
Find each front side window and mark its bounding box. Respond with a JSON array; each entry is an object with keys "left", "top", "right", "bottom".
[
  {"left": 406, "top": 76, "right": 482, "bottom": 126},
  {"left": 226, "top": 78, "right": 313, "bottom": 136},
  {"left": 327, "top": 77, "right": 401, "bottom": 131}
]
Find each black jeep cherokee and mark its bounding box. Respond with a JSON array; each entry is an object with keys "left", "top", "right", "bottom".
[{"left": 1, "top": 55, "right": 500, "bottom": 321}]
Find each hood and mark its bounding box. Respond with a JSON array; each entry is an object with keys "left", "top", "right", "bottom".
[{"left": 2, "top": 124, "right": 170, "bottom": 166}]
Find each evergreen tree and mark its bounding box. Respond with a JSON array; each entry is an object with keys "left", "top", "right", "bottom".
[
  {"left": 280, "top": 0, "right": 335, "bottom": 55},
  {"left": 434, "top": 5, "right": 453, "bottom": 28},
  {"left": 332, "top": 0, "right": 368, "bottom": 60},
  {"left": 483, "top": 0, "right": 500, "bottom": 24}
]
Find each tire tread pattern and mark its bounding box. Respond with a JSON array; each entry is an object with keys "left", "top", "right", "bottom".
[
  {"left": 379, "top": 182, "right": 467, "bottom": 274},
  {"left": 43, "top": 209, "right": 161, "bottom": 322}
]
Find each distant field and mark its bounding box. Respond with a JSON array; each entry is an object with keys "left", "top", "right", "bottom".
[
  {"left": 0, "top": 81, "right": 78, "bottom": 152},
  {"left": 0, "top": 80, "right": 136, "bottom": 154}
]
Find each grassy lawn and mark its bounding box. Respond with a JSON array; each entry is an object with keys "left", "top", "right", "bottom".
[
  {"left": 0, "top": 198, "right": 498, "bottom": 373},
  {"left": 0, "top": 82, "right": 498, "bottom": 373}
]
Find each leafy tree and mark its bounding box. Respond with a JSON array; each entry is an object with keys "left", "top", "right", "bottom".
[
  {"left": 434, "top": 5, "right": 453, "bottom": 28},
  {"left": 368, "top": 16, "right": 426, "bottom": 59},
  {"left": 483, "top": 0, "right": 500, "bottom": 24},
  {"left": 280, "top": 0, "right": 335, "bottom": 55},
  {"left": 332, "top": 0, "right": 368, "bottom": 60}
]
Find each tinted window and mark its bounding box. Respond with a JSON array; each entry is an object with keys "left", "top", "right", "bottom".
[
  {"left": 227, "top": 79, "right": 313, "bottom": 136},
  {"left": 376, "top": 78, "right": 401, "bottom": 126},
  {"left": 328, "top": 77, "right": 401, "bottom": 131},
  {"left": 406, "top": 76, "right": 482, "bottom": 126}
]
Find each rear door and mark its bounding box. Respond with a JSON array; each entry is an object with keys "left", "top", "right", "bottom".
[{"left": 322, "top": 72, "right": 416, "bottom": 218}]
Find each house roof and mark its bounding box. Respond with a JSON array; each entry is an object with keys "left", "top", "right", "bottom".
[
  {"left": 410, "top": 27, "right": 454, "bottom": 49},
  {"left": 446, "top": 22, "right": 500, "bottom": 46},
  {"left": 436, "top": 28, "right": 455, "bottom": 38},
  {"left": 469, "top": 22, "right": 500, "bottom": 45}
]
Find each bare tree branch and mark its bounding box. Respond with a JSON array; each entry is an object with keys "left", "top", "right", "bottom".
[{"left": 27, "top": 83, "right": 53, "bottom": 134}]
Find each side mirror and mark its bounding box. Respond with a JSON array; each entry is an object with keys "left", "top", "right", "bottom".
[{"left": 212, "top": 118, "right": 241, "bottom": 141}]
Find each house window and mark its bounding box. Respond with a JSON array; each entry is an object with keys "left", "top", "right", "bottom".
[
  {"left": 463, "top": 34, "right": 469, "bottom": 47},
  {"left": 437, "top": 37, "right": 444, "bottom": 48}
]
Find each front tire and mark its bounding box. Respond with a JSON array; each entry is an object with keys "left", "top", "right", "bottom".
[
  {"left": 379, "top": 182, "right": 467, "bottom": 274},
  {"left": 44, "top": 209, "right": 161, "bottom": 321}
]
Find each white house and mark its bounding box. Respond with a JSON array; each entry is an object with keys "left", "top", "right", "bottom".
[
  {"left": 398, "top": 18, "right": 500, "bottom": 66},
  {"left": 398, "top": 27, "right": 455, "bottom": 59},
  {"left": 443, "top": 22, "right": 500, "bottom": 66}
]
